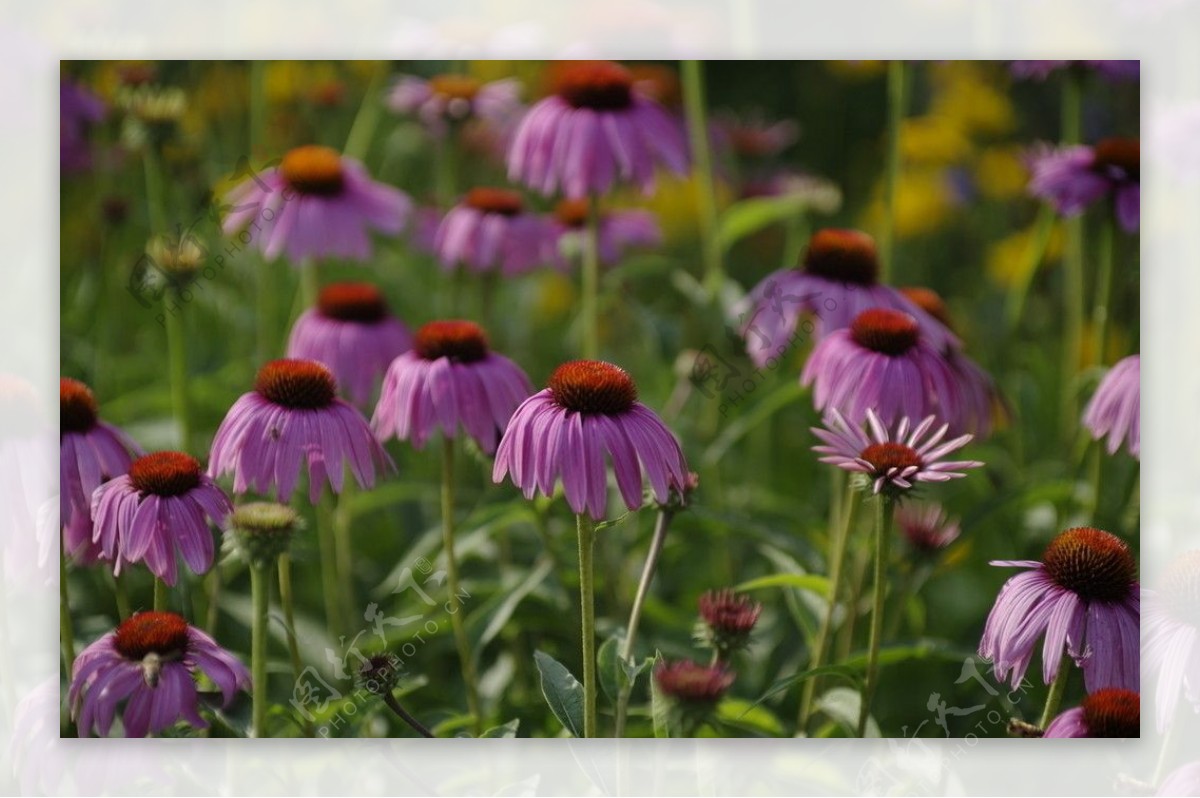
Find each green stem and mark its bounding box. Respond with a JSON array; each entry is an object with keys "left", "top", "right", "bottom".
[
  {"left": 884, "top": 561, "right": 932, "bottom": 641},
  {"left": 880, "top": 59, "right": 906, "bottom": 284},
  {"left": 581, "top": 195, "right": 601, "bottom": 359},
  {"left": 300, "top": 258, "right": 319, "bottom": 311},
  {"left": 250, "top": 562, "right": 270, "bottom": 738},
  {"left": 1091, "top": 211, "right": 1116, "bottom": 367},
  {"left": 1005, "top": 204, "right": 1056, "bottom": 329},
  {"left": 333, "top": 486, "right": 356, "bottom": 631},
  {"left": 857, "top": 495, "right": 895, "bottom": 737},
  {"left": 249, "top": 61, "right": 267, "bottom": 159},
  {"left": 248, "top": 64, "right": 270, "bottom": 363},
  {"left": 434, "top": 130, "right": 458, "bottom": 209},
  {"left": 382, "top": 692, "right": 436, "bottom": 738},
  {"left": 441, "top": 436, "right": 482, "bottom": 735},
  {"left": 112, "top": 572, "right": 130, "bottom": 619},
  {"left": 576, "top": 513, "right": 598, "bottom": 738},
  {"left": 143, "top": 145, "right": 167, "bottom": 234},
  {"left": 343, "top": 68, "right": 385, "bottom": 162},
  {"left": 153, "top": 577, "right": 168, "bottom": 612},
  {"left": 1040, "top": 656, "right": 1072, "bottom": 728},
  {"left": 681, "top": 59, "right": 722, "bottom": 298},
  {"left": 798, "top": 481, "right": 859, "bottom": 733},
  {"left": 60, "top": 546, "right": 76, "bottom": 670},
  {"left": 277, "top": 553, "right": 313, "bottom": 736},
  {"left": 614, "top": 508, "right": 675, "bottom": 737},
  {"left": 1060, "top": 72, "right": 1084, "bottom": 443},
  {"left": 315, "top": 495, "right": 343, "bottom": 642},
  {"left": 163, "top": 287, "right": 190, "bottom": 450},
  {"left": 204, "top": 568, "right": 221, "bottom": 633}
]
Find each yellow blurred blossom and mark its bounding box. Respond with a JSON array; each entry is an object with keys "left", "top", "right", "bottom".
[
  {"left": 826, "top": 60, "right": 887, "bottom": 79},
  {"left": 533, "top": 270, "right": 577, "bottom": 321},
  {"left": 622, "top": 173, "right": 733, "bottom": 245},
  {"left": 900, "top": 115, "right": 972, "bottom": 165},
  {"left": 929, "top": 62, "right": 1015, "bottom": 137},
  {"left": 986, "top": 222, "right": 1065, "bottom": 287},
  {"left": 862, "top": 169, "right": 955, "bottom": 239},
  {"left": 974, "top": 146, "right": 1030, "bottom": 200},
  {"left": 265, "top": 61, "right": 341, "bottom": 105}
]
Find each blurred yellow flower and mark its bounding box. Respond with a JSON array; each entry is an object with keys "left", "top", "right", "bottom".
[
  {"left": 900, "top": 115, "right": 972, "bottom": 165},
  {"left": 929, "top": 62, "right": 1015, "bottom": 137},
  {"left": 533, "top": 270, "right": 577, "bottom": 321},
  {"left": 862, "top": 169, "right": 955, "bottom": 239},
  {"left": 826, "top": 60, "right": 887, "bottom": 79},
  {"left": 974, "top": 147, "right": 1030, "bottom": 200},
  {"left": 986, "top": 222, "right": 1064, "bottom": 287},
  {"left": 1078, "top": 321, "right": 1130, "bottom": 370},
  {"left": 265, "top": 61, "right": 340, "bottom": 105},
  {"left": 623, "top": 173, "right": 733, "bottom": 245}
]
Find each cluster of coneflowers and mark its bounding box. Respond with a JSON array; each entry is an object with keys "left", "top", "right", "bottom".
[{"left": 59, "top": 59, "right": 1141, "bottom": 739}]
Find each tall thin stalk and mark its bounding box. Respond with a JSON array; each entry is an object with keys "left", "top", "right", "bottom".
[
  {"left": 277, "top": 552, "right": 312, "bottom": 735},
  {"left": 581, "top": 195, "right": 601, "bottom": 359},
  {"left": 441, "top": 436, "right": 482, "bottom": 735},
  {"left": 880, "top": 59, "right": 906, "bottom": 284},
  {"left": 314, "top": 496, "right": 343, "bottom": 642},
  {"left": 857, "top": 495, "right": 895, "bottom": 737},
  {"left": 250, "top": 562, "right": 270, "bottom": 737},
  {"left": 1040, "top": 656, "right": 1072, "bottom": 728},
  {"left": 60, "top": 547, "right": 76, "bottom": 670},
  {"left": 1091, "top": 212, "right": 1116, "bottom": 367},
  {"left": 153, "top": 577, "right": 168, "bottom": 612},
  {"left": 799, "top": 481, "right": 859, "bottom": 732},
  {"left": 1060, "top": 71, "right": 1085, "bottom": 442},
  {"left": 576, "top": 513, "right": 598, "bottom": 738},
  {"left": 614, "top": 507, "right": 675, "bottom": 737}
]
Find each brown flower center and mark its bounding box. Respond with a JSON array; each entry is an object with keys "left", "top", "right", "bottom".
[
  {"left": 61, "top": 377, "right": 98, "bottom": 433},
  {"left": 413, "top": 320, "right": 490, "bottom": 363},
  {"left": 860, "top": 442, "right": 923, "bottom": 474},
  {"left": 317, "top": 282, "right": 389, "bottom": 323},
  {"left": 255, "top": 359, "right": 337, "bottom": 409},
  {"left": 554, "top": 198, "right": 591, "bottom": 228},
  {"left": 900, "top": 286, "right": 954, "bottom": 331},
  {"left": 128, "top": 451, "right": 202, "bottom": 497},
  {"left": 1042, "top": 527, "right": 1135, "bottom": 602},
  {"left": 1092, "top": 137, "right": 1140, "bottom": 179},
  {"left": 802, "top": 229, "right": 879, "bottom": 286},
  {"left": 628, "top": 64, "right": 681, "bottom": 109},
  {"left": 555, "top": 61, "right": 635, "bottom": 111},
  {"left": 1081, "top": 688, "right": 1140, "bottom": 737},
  {"left": 114, "top": 611, "right": 189, "bottom": 660},
  {"left": 280, "top": 145, "right": 345, "bottom": 197},
  {"left": 850, "top": 308, "right": 921, "bottom": 356},
  {"left": 548, "top": 360, "right": 637, "bottom": 415},
  {"left": 429, "top": 74, "right": 482, "bottom": 102},
  {"left": 464, "top": 187, "right": 524, "bottom": 217}
]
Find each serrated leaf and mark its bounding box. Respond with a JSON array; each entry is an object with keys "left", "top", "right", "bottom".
[
  {"left": 480, "top": 718, "right": 520, "bottom": 738},
  {"left": 534, "top": 650, "right": 585, "bottom": 738}
]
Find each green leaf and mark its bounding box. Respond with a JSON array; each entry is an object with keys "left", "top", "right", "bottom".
[
  {"left": 750, "top": 664, "right": 863, "bottom": 712},
  {"left": 469, "top": 557, "right": 554, "bottom": 666},
  {"left": 648, "top": 652, "right": 673, "bottom": 739},
  {"left": 816, "top": 687, "right": 880, "bottom": 737},
  {"left": 717, "top": 194, "right": 811, "bottom": 252},
  {"left": 735, "top": 572, "right": 831, "bottom": 598},
  {"left": 480, "top": 718, "right": 520, "bottom": 738},
  {"left": 533, "top": 650, "right": 585, "bottom": 738},
  {"left": 701, "top": 381, "right": 805, "bottom": 466},
  {"left": 597, "top": 634, "right": 622, "bottom": 703},
  {"left": 715, "top": 698, "right": 785, "bottom": 737}
]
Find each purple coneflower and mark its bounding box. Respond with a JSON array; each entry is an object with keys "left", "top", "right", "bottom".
[
  {"left": 550, "top": 198, "right": 661, "bottom": 267},
  {"left": 492, "top": 360, "right": 689, "bottom": 520},
  {"left": 286, "top": 282, "right": 412, "bottom": 409},
  {"left": 507, "top": 60, "right": 688, "bottom": 198},
  {"left": 222, "top": 145, "right": 411, "bottom": 262},
  {"left": 387, "top": 73, "right": 522, "bottom": 136},
  {"left": 1083, "top": 353, "right": 1140, "bottom": 459},
  {"left": 60, "top": 80, "right": 106, "bottom": 174},
  {"left": 1042, "top": 688, "right": 1140, "bottom": 738},
  {"left": 1009, "top": 60, "right": 1140, "bottom": 82},
  {"left": 812, "top": 408, "right": 982, "bottom": 497},
  {"left": 1028, "top": 137, "right": 1140, "bottom": 232},
  {"left": 69, "top": 611, "right": 249, "bottom": 737},
  {"left": 738, "top": 229, "right": 957, "bottom": 367},
  {"left": 895, "top": 501, "right": 961, "bottom": 554},
  {"left": 373, "top": 320, "right": 532, "bottom": 455},
  {"left": 1143, "top": 550, "right": 1200, "bottom": 732},
  {"left": 209, "top": 359, "right": 393, "bottom": 504},
  {"left": 654, "top": 659, "right": 735, "bottom": 706},
  {"left": 803, "top": 308, "right": 966, "bottom": 432},
  {"left": 979, "top": 526, "right": 1139, "bottom": 693},
  {"left": 60, "top": 378, "right": 140, "bottom": 564},
  {"left": 697, "top": 589, "right": 762, "bottom": 659},
  {"left": 434, "top": 187, "right": 553, "bottom": 276},
  {"left": 91, "top": 452, "right": 232, "bottom": 585}
]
